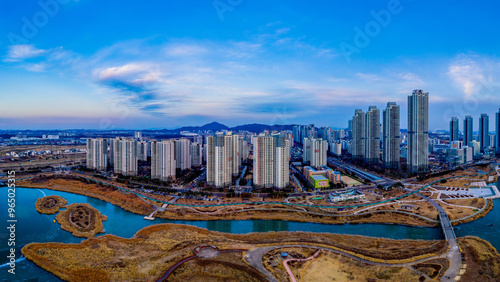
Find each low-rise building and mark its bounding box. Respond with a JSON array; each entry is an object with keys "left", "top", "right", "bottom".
[
  {"left": 310, "top": 175, "right": 329, "bottom": 189},
  {"left": 303, "top": 166, "right": 341, "bottom": 184},
  {"left": 328, "top": 189, "right": 365, "bottom": 202}
]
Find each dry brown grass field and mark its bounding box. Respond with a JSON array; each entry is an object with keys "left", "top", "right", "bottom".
[
  {"left": 443, "top": 198, "right": 485, "bottom": 209},
  {"left": 451, "top": 199, "right": 493, "bottom": 225},
  {"left": 299, "top": 252, "right": 420, "bottom": 282},
  {"left": 458, "top": 236, "right": 500, "bottom": 281},
  {"left": 168, "top": 252, "right": 265, "bottom": 281},
  {"left": 416, "top": 165, "right": 493, "bottom": 185}
]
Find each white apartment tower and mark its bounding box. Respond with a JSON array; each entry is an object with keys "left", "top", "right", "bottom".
[
  {"left": 151, "top": 140, "right": 176, "bottom": 181},
  {"left": 303, "top": 137, "right": 327, "bottom": 167},
  {"left": 253, "top": 133, "right": 290, "bottom": 189},
  {"left": 111, "top": 138, "right": 138, "bottom": 176},
  {"left": 206, "top": 132, "right": 240, "bottom": 187},
  {"left": 86, "top": 138, "right": 108, "bottom": 171}
]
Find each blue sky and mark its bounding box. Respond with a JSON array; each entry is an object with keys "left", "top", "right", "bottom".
[{"left": 1, "top": 0, "right": 500, "bottom": 130}]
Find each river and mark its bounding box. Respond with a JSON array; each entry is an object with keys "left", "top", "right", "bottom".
[{"left": 0, "top": 187, "right": 498, "bottom": 281}]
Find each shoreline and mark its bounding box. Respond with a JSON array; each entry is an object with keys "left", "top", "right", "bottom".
[
  {"left": 17, "top": 180, "right": 440, "bottom": 228},
  {"left": 16, "top": 175, "right": 494, "bottom": 228}
]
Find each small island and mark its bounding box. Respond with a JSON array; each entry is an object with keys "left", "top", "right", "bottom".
[
  {"left": 55, "top": 203, "right": 107, "bottom": 238},
  {"left": 35, "top": 195, "right": 68, "bottom": 214}
]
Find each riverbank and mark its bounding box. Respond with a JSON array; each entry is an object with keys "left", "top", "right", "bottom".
[
  {"left": 451, "top": 198, "right": 494, "bottom": 226},
  {"left": 21, "top": 223, "right": 447, "bottom": 281},
  {"left": 19, "top": 176, "right": 155, "bottom": 216},
  {"left": 458, "top": 236, "right": 500, "bottom": 281},
  {"left": 19, "top": 176, "right": 440, "bottom": 227}
]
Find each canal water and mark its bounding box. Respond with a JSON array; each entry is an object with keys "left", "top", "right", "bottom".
[{"left": 0, "top": 187, "right": 498, "bottom": 281}]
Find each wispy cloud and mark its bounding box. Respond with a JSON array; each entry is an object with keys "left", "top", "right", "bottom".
[
  {"left": 4, "top": 45, "right": 49, "bottom": 62},
  {"left": 447, "top": 54, "right": 500, "bottom": 101}
]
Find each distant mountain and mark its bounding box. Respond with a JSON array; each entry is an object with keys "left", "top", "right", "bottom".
[
  {"left": 176, "top": 122, "right": 229, "bottom": 132},
  {"left": 172, "top": 122, "right": 295, "bottom": 133}
]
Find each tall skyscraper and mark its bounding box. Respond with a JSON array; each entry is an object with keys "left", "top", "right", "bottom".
[
  {"left": 383, "top": 102, "right": 400, "bottom": 169},
  {"left": 253, "top": 133, "right": 290, "bottom": 188},
  {"left": 232, "top": 134, "right": 242, "bottom": 176},
  {"left": 151, "top": 140, "right": 176, "bottom": 181},
  {"left": 464, "top": 115, "right": 473, "bottom": 147},
  {"left": 86, "top": 138, "right": 108, "bottom": 171},
  {"left": 352, "top": 109, "right": 366, "bottom": 161},
  {"left": 496, "top": 109, "right": 500, "bottom": 156},
  {"left": 111, "top": 138, "right": 138, "bottom": 176},
  {"left": 365, "top": 106, "right": 380, "bottom": 165},
  {"left": 450, "top": 117, "right": 459, "bottom": 142},
  {"left": 206, "top": 132, "right": 240, "bottom": 187},
  {"left": 407, "top": 89, "right": 429, "bottom": 173},
  {"left": 175, "top": 138, "right": 191, "bottom": 170},
  {"left": 479, "top": 113, "right": 490, "bottom": 153}
]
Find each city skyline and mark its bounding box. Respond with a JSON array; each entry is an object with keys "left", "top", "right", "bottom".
[{"left": 1, "top": 1, "right": 500, "bottom": 130}]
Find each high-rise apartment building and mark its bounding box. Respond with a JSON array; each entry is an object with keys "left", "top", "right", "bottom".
[
  {"left": 352, "top": 109, "right": 366, "bottom": 161},
  {"left": 365, "top": 106, "right": 380, "bottom": 165},
  {"left": 239, "top": 136, "right": 249, "bottom": 161},
  {"left": 232, "top": 134, "right": 242, "bottom": 176},
  {"left": 479, "top": 113, "right": 490, "bottom": 153},
  {"left": 407, "top": 89, "right": 429, "bottom": 173},
  {"left": 253, "top": 133, "right": 290, "bottom": 188},
  {"left": 206, "top": 132, "right": 240, "bottom": 187},
  {"left": 136, "top": 140, "right": 149, "bottom": 161},
  {"left": 86, "top": 138, "right": 108, "bottom": 171},
  {"left": 151, "top": 140, "right": 176, "bottom": 181},
  {"left": 382, "top": 102, "right": 400, "bottom": 169},
  {"left": 303, "top": 137, "right": 327, "bottom": 167},
  {"left": 111, "top": 138, "right": 138, "bottom": 176},
  {"left": 330, "top": 142, "right": 342, "bottom": 156},
  {"left": 450, "top": 117, "right": 459, "bottom": 142},
  {"left": 190, "top": 142, "right": 203, "bottom": 167},
  {"left": 175, "top": 138, "right": 191, "bottom": 171},
  {"left": 464, "top": 116, "right": 473, "bottom": 147}
]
